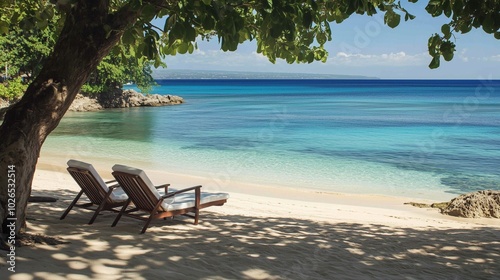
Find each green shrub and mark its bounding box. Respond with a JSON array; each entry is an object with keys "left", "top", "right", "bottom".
[
  {"left": 0, "top": 78, "right": 27, "bottom": 101},
  {"left": 80, "top": 84, "right": 107, "bottom": 98}
]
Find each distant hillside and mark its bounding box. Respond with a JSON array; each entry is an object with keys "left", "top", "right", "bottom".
[{"left": 152, "top": 69, "right": 378, "bottom": 80}]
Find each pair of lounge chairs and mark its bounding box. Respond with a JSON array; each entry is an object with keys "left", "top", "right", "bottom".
[{"left": 60, "top": 160, "right": 229, "bottom": 233}]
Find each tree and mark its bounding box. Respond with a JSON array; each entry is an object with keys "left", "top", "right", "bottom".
[
  {"left": 0, "top": 0, "right": 499, "bottom": 242},
  {"left": 82, "top": 53, "right": 157, "bottom": 96},
  {"left": 0, "top": 17, "right": 57, "bottom": 81},
  {"left": 0, "top": 7, "right": 154, "bottom": 96},
  {"left": 425, "top": 0, "right": 500, "bottom": 68}
]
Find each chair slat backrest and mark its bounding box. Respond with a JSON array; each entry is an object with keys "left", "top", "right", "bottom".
[
  {"left": 67, "top": 167, "right": 109, "bottom": 205},
  {"left": 112, "top": 171, "right": 160, "bottom": 212}
]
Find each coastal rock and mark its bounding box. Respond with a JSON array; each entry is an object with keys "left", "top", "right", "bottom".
[
  {"left": 0, "top": 98, "right": 10, "bottom": 119},
  {"left": 69, "top": 94, "right": 103, "bottom": 112},
  {"left": 441, "top": 190, "right": 500, "bottom": 218},
  {"left": 68, "top": 89, "right": 184, "bottom": 112},
  {"left": 0, "top": 98, "right": 9, "bottom": 108}
]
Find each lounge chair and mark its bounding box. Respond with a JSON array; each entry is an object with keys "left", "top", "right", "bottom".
[
  {"left": 111, "top": 164, "right": 229, "bottom": 233},
  {"left": 60, "top": 160, "right": 128, "bottom": 224}
]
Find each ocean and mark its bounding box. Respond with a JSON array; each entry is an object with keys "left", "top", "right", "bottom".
[{"left": 43, "top": 79, "right": 500, "bottom": 200}]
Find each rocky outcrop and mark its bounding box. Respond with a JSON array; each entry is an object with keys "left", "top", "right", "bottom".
[
  {"left": 2, "top": 89, "right": 184, "bottom": 116},
  {"left": 441, "top": 190, "right": 500, "bottom": 218},
  {"left": 0, "top": 98, "right": 10, "bottom": 119},
  {"left": 69, "top": 94, "right": 103, "bottom": 112},
  {"left": 68, "top": 89, "right": 184, "bottom": 112},
  {"left": 0, "top": 98, "right": 9, "bottom": 108},
  {"left": 97, "top": 89, "right": 183, "bottom": 108}
]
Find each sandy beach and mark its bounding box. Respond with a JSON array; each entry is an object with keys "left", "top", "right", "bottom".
[{"left": 1, "top": 156, "right": 499, "bottom": 279}]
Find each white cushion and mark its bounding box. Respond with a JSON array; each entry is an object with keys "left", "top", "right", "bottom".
[
  {"left": 67, "top": 159, "right": 127, "bottom": 202},
  {"left": 161, "top": 192, "right": 229, "bottom": 211},
  {"left": 110, "top": 164, "right": 228, "bottom": 211},
  {"left": 111, "top": 164, "right": 161, "bottom": 200}
]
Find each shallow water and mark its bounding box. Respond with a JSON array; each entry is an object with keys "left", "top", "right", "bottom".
[{"left": 43, "top": 79, "right": 500, "bottom": 200}]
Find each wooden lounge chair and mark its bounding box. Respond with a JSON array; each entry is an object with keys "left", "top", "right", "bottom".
[
  {"left": 60, "top": 160, "right": 128, "bottom": 224},
  {"left": 111, "top": 164, "right": 229, "bottom": 233}
]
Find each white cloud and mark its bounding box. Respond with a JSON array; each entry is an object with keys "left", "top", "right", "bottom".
[
  {"left": 460, "top": 48, "right": 469, "bottom": 62},
  {"left": 490, "top": 55, "right": 500, "bottom": 61},
  {"left": 163, "top": 49, "right": 273, "bottom": 71},
  {"left": 329, "top": 51, "right": 428, "bottom": 66},
  {"left": 193, "top": 49, "right": 206, "bottom": 56}
]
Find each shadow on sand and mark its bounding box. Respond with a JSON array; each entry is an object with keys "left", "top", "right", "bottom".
[{"left": 4, "top": 189, "right": 500, "bottom": 280}]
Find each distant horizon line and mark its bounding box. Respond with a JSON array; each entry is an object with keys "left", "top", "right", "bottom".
[
  {"left": 151, "top": 69, "right": 499, "bottom": 80},
  {"left": 151, "top": 68, "right": 378, "bottom": 79}
]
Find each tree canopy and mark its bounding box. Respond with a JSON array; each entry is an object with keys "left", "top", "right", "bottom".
[
  {"left": 2, "top": 0, "right": 498, "bottom": 73},
  {"left": 0, "top": 1, "right": 155, "bottom": 97}
]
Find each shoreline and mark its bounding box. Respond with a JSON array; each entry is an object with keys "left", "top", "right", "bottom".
[
  {"left": 34, "top": 155, "right": 499, "bottom": 228},
  {"left": 39, "top": 142, "right": 458, "bottom": 202}
]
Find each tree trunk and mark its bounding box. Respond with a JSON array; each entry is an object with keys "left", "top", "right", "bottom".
[{"left": 0, "top": 1, "right": 141, "bottom": 240}]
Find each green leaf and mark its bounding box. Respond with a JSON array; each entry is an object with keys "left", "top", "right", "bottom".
[
  {"left": 440, "top": 41, "right": 455, "bottom": 61},
  {"left": 306, "top": 51, "right": 314, "bottom": 63},
  {"left": 142, "top": 4, "right": 157, "bottom": 22},
  {"left": 0, "top": 22, "right": 9, "bottom": 34},
  {"left": 384, "top": 11, "right": 401, "bottom": 29},
  {"left": 429, "top": 56, "right": 440, "bottom": 69},
  {"left": 442, "top": 51, "right": 454, "bottom": 61},
  {"left": 122, "top": 29, "right": 135, "bottom": 45},
  {"left": 184, "top": 23, "right": 196, "bottom": 41},
  {"left": 267, "top": 0, "right": 273, "bottom": 9},
  {"left": 428, "top": 34, "right": 441, "bottom": 56},
  {"left": 303, "top": 11, "right": 313, "bottom": 28},
  {"left": 270, "top": 26, "right": 282, "bottom": 38},
  {"left": 164, "top": 15, "right": 176, "bottom": 31},
  {"left": 154, "top": 56, "right": 161, "bottom": 68},
  {"left": 452, "top": 0, "right": 463, "bottom": 15},
  {"left": 202, "top": 0, "right": 211, "bottom": 5},
  {"left": 425, "top": 1, "right": 443, "bottom": 17},
  {"left": 103, "top": 24, "right": 112, "bottom": 39},
  {"left": 482, "top": 15, "right": 495, "bottom": 34},
  {"left": 177, "top": 42, "right": 189, "bottom": 54},
  {"left": 441, "top": 24, "right": 451, "bottom": 39},
  {"left": 221, "top": 36, "right": 238, "bottom": 52},
  {"left": 495, "top": 32, "right": 500, "bottom": 40},
  {"left": 459, "top": 23, "right": 472, "bottom": 33},
  {"left": 442, "top": 0, "right": 452, "bottom": 17},
  {"left": 317, "top": 33, "right": 327, "bottom": 45},
  {"left": 202, "top": 16, "right": 215, "bottom": 30}
]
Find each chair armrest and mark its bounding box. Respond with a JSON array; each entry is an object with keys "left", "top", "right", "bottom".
[
  {"left": 162, "top": 185, "right": 202, "bottom": 199},
  {"left": 155, "top": 184, "right": 170, "bottom": 189},
  {"left": 155, "top": 183, "right": 170, "bottom": 192},
  {"left": 105, "top": 179, "right": 117, "bottom": 184}
]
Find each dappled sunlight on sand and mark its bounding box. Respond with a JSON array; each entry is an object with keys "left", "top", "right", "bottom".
[{"left": 4, "top": 188, "right": 497, "bottom": 279}]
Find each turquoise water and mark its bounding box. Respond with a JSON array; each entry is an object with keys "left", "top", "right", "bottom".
[{"left": 43, "top": 79, "right": 500, "bottom": 200}]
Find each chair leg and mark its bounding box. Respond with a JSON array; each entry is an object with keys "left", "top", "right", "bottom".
[
  {"left": 89, "top": 188, "right": 115, "bottom": 224},
  {"left": 88, "top": 201, "right": 107, "bottom": 225},
  {"left": 141, "top": 200, "right": 164, "bottom": 234},
  {"left": 60, "top": 190, "right": 84, "bottom": 220},
  {"left": 141, "top": 213, "right": 156, "bottom": 234},
  {"left": 194, "top": 208, "right": 200, "bottom": 225},
  {"left": 112, "top": 199, "right": 131, "bottom": 227},
  {"left": 194, "top": 187, "right": 200, "bottom": 225}
]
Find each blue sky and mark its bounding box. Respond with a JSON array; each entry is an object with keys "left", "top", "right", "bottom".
[{"left": 158, "top": 2, "right": 499, "bottom": 79}]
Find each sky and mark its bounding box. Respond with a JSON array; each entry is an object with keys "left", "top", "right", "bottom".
[{"left": 156, "top": 2, "right": 499, "bottom": 79}]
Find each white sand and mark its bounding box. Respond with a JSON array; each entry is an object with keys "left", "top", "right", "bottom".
[{"left": 1, "top": 157, "right": 499, "bottom": 279}]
